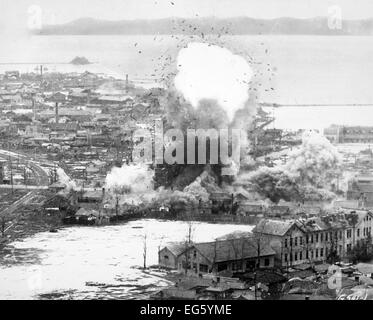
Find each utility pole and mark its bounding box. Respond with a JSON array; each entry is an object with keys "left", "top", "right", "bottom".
[
  {"left": 143, "top": 233, "right": 147, "bottom": 269},
  {"left": 8, "top": 155, "right": 13, "bottom": 194},
  {"left": 24, "top": 166, "right": 27, "bottom": 187},
  {"left": 1, "top": 216, "right": 5, "bottom": 238},
  {"left": 34, "top": 64, "right": 47, "bottom": 82}
]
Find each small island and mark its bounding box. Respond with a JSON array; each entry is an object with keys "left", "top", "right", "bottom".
[{"left": 70, "top": 56, "right": 91, "bottom": 65}]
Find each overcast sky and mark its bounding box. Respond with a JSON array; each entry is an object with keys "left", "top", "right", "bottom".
[{"left": 1, "top": 0, "right": 373, "bottom": 32}]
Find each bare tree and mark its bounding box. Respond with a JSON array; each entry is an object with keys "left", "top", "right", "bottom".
[
  {"left": 183, "top": 219, "right": 194, "bottom": 275},
  {"left": 143, "top": 233, "right": 147, "bottom": 269}
]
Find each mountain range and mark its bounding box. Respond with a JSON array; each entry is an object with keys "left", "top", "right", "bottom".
[{"left": 34, "top": 17, "right": 373, "bottom": 35}]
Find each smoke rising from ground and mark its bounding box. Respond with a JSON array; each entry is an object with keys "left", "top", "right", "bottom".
[
  {"left": 246, "top": 131, "right": 342, "bottom": 203},
  {"left": 105, "top": 163, "right": 154, "bottom": 194},
  {"left": 105, "top": 42, "right": 258, "bottom": 209},
  {"left": 56, "top": 168, "right": 77, "bottom": 191}
]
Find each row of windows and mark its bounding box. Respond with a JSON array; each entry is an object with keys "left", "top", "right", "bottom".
[
  {"left": 284, "top": 245, "right": 349, "bottom": 263},
  {"left": 284, "top": 232, "right": 340, "bottom": 247},
  {"left": 284, "top": 247, "right": 326, "bottom": 262},
  {"left": 285, "top": 227, "right": 372, "bottom": 247},
  {"left": 342, "top": 139, "right": 373, "bottom": 143}
]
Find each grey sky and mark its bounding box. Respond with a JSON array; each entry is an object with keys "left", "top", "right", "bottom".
[{"left": 1, "top": 0, "right": 373, "bottom": 32}]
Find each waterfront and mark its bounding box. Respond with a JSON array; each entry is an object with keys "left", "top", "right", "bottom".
[
  {"left": 1, "top": 34, "right": 373, "bottom": 106},
  {"left": 0, "top": 219, "right": 253, "bottom": 300},
  {"left": 1, "top": 17, "right": 373, "bottom": 302},
  {"left": 263, "top": 105, "right": 373, "bottom": 131}
]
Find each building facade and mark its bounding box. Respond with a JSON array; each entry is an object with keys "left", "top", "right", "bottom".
[
  {"left": 324, "top": 125, "right": 373, "bottom": 144},
  {"left": 159, "top": 238, "right": 276, "bottom": 275},
  {"left": 253, "top": 212, "right": 373, "bottom": 268}
]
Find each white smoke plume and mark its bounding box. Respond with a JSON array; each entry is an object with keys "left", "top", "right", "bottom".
[
  {"left": 245, "top": 131, "right": 342, "bottom": 203},
  {"left": 105, "top": 163, "right": 154, "bottom": 194},
  {"left": 174, "top": 42, "right": 253, "bottom": 122},
  {"left": 284, "top": 130, "right": 343, "bottom": 186},
  {"left": 56, "top": 168, "right": 77, "bottom": 191}
]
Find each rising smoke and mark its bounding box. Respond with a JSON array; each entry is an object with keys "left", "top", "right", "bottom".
[
  {"left": 105, "top": 163, "right": 154, "bottom": 194},
  {"left": 246, "top": 131, "right": 342, "bottom": 203},
  {"left": 105, "top": 42, "right": 257, "bottom": 209},
  {"left": 56, "top": 168, "right": 77, "bottom": 191},
  {"left": 104, "top": 163, "right": 156, "bottom": 206}
]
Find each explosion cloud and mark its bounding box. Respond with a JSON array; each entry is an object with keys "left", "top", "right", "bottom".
[
  {"left": 104, "top": 42, "right": 258, "bottom": 210},
  {"left": 174, "top": 42, "right": 253, "bottom": 122}
]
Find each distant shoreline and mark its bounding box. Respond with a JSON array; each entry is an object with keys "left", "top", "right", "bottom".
[{"left": 32, "top": 16, "right": 373, "bottom": 36}]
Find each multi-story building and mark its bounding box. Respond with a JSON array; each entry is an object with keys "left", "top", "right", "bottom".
[
  {"left": 253, "top": 211, "right": 373, "bottom": 268},
  {"left": 347, "top": 175, "right": 373, "bottom": 207},
  {"left": 324, "top": 125, "right": 373, "bottom": 144}
]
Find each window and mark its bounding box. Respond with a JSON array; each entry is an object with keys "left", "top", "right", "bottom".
[
  {"left": 199, "top": 264, "right": 208, "bottom": 273},
  {"left": 264, "top": 258, "right": 270, "bottom": 266},
  {"left": 311, "top": 235, "right": 314, "bottom": 243},
  {"left": 347, "top": 229, "right": 352, "bottom": 239},
  {"left": 164, "top": 255, "right": 169, "bottom": 260},
  {"left": 193, "top": 263, "right": 198, "bottom": 272},
  {"left": 285, "top": 238, "right": 288, "bottom": 248},
  {"left": 325, "top": 233, "right": 329, "bottom": 242},
  {"left": 290, "top": 238, "right": 293, "bottom": 246},
  {"left": 306, "top": 251, "right": 309, "bottom": 259},
  {"left": 306, "top": 235, "right": 309, "bottom": 244},
  {"left": 193, "top": 250, "right": 197, "bottom": 258},
  {"left": 295, "top": 237, "right": 298, "bottom": 246},
  {"left": 320, "top": 248, "right": 324, "bottom": 257},
  {"left": 316, "top": 234, "right": 319, "bottom": 242},
  {"left": 246, "top": 261, "right": 255, "bottom": 271},
  {"left": 232, "top": 262, "right": 240, "bottom": 271},
  {"left": 339, "top": 231, "right": 342, "bottom": 240},
  {"left": 320, "top": 233, "right": 324, "bottom": 242},
  {"left": 357, "top": 229, "right": 360, "bottom": 237},
  {"left": 300, "top": 237, "right": 303, "bottom": 245},
  {"left": 316, "top": 249, "right": 319, "bottom": 258},
  {"left": 311, "top": 250, "right": 314, "bottom": 259},
  {"left": 294, "top": 252, "right": 298, "bottom": 261},
  {"left": 217, "top": 263, "right": 228, "bottom": 272},
  {"left": 284, "top": 253, "right": 288, "bottom": 262},
  {"left": 299, "top": 251, "right": 303, "bottom": 260},
  {"left": 347, "top": 244, "right": 352, "bottom": 252}
]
